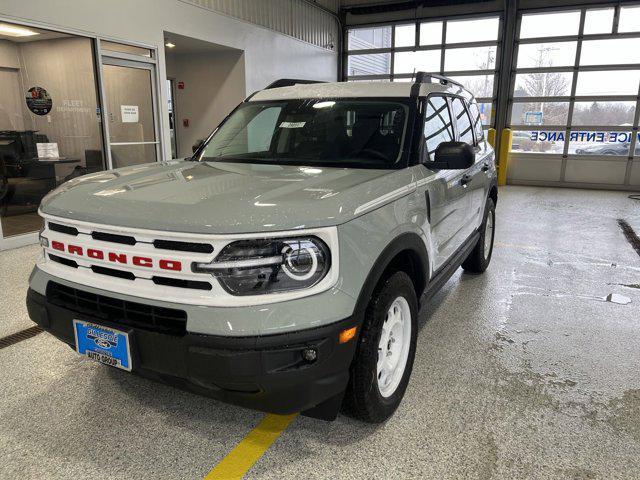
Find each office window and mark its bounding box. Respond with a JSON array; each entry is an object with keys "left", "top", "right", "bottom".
[
  {"left": 101, "top": 40, "right": 152, "bottom": 58},
  {"left": 424, "top": 96, "right": 453, "bottom": 161},
  {"left": 0, "top": 23, "right": 104, "bottom": 239}
]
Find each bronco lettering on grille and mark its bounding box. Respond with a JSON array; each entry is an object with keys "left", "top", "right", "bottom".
[{"left": 50, "top": 240, "right": 182, "bottom": 271}]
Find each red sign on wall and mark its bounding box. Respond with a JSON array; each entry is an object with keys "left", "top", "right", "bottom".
[{"left": 177, "top": 81, "right": 185, "bottom": 90}]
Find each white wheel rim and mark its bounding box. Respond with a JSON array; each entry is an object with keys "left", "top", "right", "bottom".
[
  {"left": 483, "top": 212, "right": 494, "bottom": 260},
  {"left": 377, "top": 296, "right": 412, "bottom": 398}
]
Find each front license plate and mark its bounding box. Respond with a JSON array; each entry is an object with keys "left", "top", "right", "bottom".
[{"left": 73, "top": 320, "right": 132, "bottom": 371}]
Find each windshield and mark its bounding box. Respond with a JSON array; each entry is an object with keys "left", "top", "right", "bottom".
[{"left": 197, "top": 98, "right": 410, "bottom": 168}]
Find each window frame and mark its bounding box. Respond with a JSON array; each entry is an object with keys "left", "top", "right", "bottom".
[
  {"left": 450, "top": 96, "right": 476, "bottom": 146},
  {"left": 508, "top": 4, "right": 640, "bottom": 162},
  {"left": 422, "top": 93, "right": 456, "bottom": 162},
  {"left": 344, "top": 13, "right": 502, "bottom": 130},
  {"left": 421, "top": 93, "right": 480, "bottom": 163}
]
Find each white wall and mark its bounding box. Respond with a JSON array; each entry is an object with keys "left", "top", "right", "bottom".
[
  {"left": 166, "top": 49, "right": 246, "bottom": 158},
  {"left": 0, "top": 0, "right": 339, "bottom": 160}
]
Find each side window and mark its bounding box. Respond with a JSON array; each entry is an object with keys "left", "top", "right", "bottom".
[
  {"left": 467, "top": 101, "right": 485, "bottom": 142},
  {"left": 451, "top": 98, "right": 474, "bottom": 145},
  {"left": 424, "top": 96, "right": 454, "bottom": 161}
]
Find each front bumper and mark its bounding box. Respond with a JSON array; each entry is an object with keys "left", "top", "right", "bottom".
[{"left": 26, "top": 288, "right": 359, "bottom": 416}]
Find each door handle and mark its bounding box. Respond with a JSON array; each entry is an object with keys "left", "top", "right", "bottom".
[
  {"left": 481, "top": 163, "right": 490, "bottom": 172},
  {"left": 460, "top": 174, "right": 471, "bottom": 187}
]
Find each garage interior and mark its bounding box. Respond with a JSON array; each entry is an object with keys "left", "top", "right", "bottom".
[{"left": 1, "top": 0, "right": 640, "bottom": 478}]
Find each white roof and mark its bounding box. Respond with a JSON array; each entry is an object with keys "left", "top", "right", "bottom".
[{"left": 250, "top": 80, "right": 470, "bottom": 101}]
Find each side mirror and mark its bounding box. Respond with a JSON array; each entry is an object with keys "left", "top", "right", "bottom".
[
  {"left": 192, "top": 139, "right": 204, "bottom": 154},
  {"left": 432, "top": 141, "right": 475, "bottom": 169}
]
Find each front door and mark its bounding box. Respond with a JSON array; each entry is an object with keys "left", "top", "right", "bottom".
[
  {"left": 418, "top": 95, "right": 471, "bottom": 270},
  {"left": 449, "top": 97, "right": 485, "bottom": 240}
]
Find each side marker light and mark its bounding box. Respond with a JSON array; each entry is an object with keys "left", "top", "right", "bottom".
[{"left": 339, "top": 326, "right": 357, "bottom": 344}]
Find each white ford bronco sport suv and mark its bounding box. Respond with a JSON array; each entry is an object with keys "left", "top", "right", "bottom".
[{"left": 27, "top": 73, "right": 497, "bottom": 423}]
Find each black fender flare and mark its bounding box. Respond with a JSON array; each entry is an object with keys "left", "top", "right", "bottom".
[{"left": 351, "top": 231, "right": 430, "bottom": 321}]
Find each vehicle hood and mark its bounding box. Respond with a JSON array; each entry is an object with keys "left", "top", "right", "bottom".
[{"left": 40, "top": 160, "right": 413, "bottom": 234}]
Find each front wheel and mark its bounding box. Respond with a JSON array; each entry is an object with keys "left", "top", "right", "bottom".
[
  {"left": 343, "top": 271, "right": 418, "bottom": 423},
  {"left": 462, "top": 197, "right": 495, "bottom": 273}
]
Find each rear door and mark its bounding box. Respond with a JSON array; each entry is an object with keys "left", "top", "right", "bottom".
[
  {"left": 418, "top": 95, "right": 469, "bottom": 270},
  {"left": 466, "top": 100, "right": 494, "bottom": 228}
]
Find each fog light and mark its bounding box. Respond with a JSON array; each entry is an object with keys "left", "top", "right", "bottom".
[{"left": 302, "top": 348, "right": 317, "bottom": 362}]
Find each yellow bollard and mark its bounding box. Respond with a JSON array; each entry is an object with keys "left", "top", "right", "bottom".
[
  {"left": 497, "top": 128, "right": 512, "bottom": 187},
  {"left": 487, "top": 128, "right": 496, "bottom": 149}
]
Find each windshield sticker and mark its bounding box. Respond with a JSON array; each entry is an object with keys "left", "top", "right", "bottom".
[{"left": 280, "top": 121, "right": 306, "bottom": 129}]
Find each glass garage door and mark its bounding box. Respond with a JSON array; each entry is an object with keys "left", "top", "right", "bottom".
[
  {"left": 507, "top": 4, "right": 640, "bottom": 188},
  {"left": 345, "top": 15, "right": 502, "bottom": 130}
]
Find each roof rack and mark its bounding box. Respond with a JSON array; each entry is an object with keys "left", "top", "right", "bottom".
[
  {"left": 409, "top": 71, "right": 464, "bottom": 98},
  {"left": 412, "top": 72, "right": 463, "bottom": 88},
  {"left": 264, "top": 78, "right": 327, "bottom": 90}
]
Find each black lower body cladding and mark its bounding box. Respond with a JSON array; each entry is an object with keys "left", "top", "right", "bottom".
[{"left": 26, "top": 287, "right": 360, "bottom": 418}]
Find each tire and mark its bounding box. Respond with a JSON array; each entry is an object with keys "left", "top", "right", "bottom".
[
  {"left": 461, "top": 197, "right": 495, "bottom": 274},
  {"left": 343, "top": 271, "right": 418, "bottom": 423}
]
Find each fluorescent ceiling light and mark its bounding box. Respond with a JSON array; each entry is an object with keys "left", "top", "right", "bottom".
[
  {"left": 0, "top": 23, "right": 40, "bottom": 37},
  {"left": 165, "top": 42, "right": 175, "bottom": 48}
]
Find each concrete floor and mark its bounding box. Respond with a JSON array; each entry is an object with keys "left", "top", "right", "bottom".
[{"left": 1, "top": 185, "right": 639, "bottom": 479}]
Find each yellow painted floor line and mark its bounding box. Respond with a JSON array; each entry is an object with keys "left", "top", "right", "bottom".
[{"left": 204, "top": 413, "right": 298, "bottom": 480}]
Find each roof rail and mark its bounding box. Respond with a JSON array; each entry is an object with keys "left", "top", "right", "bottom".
[
  {"left": 411, "top": 72, "right": 464, "bottom": 93},
  {"left": 264, "top": 78, "right": 326, "bottom": 90}
]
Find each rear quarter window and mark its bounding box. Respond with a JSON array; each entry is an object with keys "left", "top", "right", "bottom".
[
  {"left": 451, "top": 97, "right": 474, "bottom": 145},
  {"left": 467, "top": 101, "right": 485, "bottom": 142}
]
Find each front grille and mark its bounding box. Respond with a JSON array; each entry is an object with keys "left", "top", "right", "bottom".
[
  {"left": 152, "top": 276, "right": 212, "bottom": 290},
  {"left": 46, "top": 282, "right": 187, "bottom": 336},
  {"left": 49, "top": 254, "right": 78, "bottom": 269},
  {"left": 153, "top": 239, "right": 214, "bottom": 254},
  {"left": 90, "top": 265, "right": 135, "bottom": 280},
  {"left": 91, "top": 231, "right": 136, "bottom": 245},
  {"left": 49, "top": 222, "right": 79, "bottom": 236}
]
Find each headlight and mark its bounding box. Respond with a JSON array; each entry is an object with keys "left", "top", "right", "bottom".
[{"left": 193, "top": 237, "right": 331, "bottom": 296}]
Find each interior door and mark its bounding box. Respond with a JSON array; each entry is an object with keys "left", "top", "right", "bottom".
[
  {"left": 419, "top": 95, "right": 470, "bottom": 270},
  {"left": 102, "top": 59, "right": 160, "bottom": 168}
]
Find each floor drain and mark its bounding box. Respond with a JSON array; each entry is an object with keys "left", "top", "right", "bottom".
[
  {"left": 617, "top": 219, "right": 640, "bottom": 257},
  {"left": 0, "top": 326, "right": 43, "bottom": 350}
]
